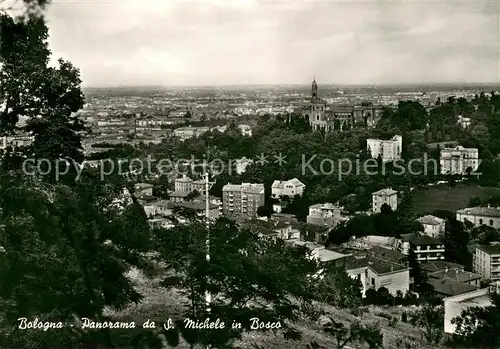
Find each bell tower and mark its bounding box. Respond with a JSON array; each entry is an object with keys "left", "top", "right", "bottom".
[{"left": 311, "top": 77, "right": 318, "bottom": 99}]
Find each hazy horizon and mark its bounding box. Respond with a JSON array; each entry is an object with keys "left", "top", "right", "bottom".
[
  {"left": 82, "top": 82, "right": 500, "bottom": 89},
  {"left": 44, "top": 0, "right": 500, "bottom": 87}
]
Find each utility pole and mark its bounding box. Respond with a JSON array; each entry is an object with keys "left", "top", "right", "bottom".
[
  {"left": 205, "top": 170, "right": 211, "bottom": 311},
  {"left": 204, "top": 151, "right": 214, "bottom": 349}
]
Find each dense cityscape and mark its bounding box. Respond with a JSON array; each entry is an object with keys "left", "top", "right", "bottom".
[{"left": 2, "top": 1, "right": 500, "bottom": 349}]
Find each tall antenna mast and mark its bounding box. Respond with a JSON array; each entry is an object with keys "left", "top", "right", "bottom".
[
  {"left": 205, "top": 169, "right": 211, "bottom": 307},
  {"left": 204, "top": 148, "right": 213, "bottom": 349}
]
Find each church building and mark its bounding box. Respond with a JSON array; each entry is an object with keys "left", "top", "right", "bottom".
[{"left": 302, "top": 78, "right": 383, "bottom": 131}]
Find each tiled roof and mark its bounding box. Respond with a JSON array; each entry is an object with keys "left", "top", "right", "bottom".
[
  {"left": 457, "top": 207, "right": 500, "bottom": 218},
  {"left": 422, "top": 261, "right": 464, "bottom": 273},
  {"left": 428, "top": 269, "right": 482, "bottom": 283},
  {"left": 368, "top": 245, "right": 405, "bottom": 262},
  {"left": 345, "top": 254, "right": 407, "bottom": 275},
  {"left": 428, "top": 278, "right": 478, "bottom": 297},
  {"left": 417, "top": 215, "right": 445, "bottom": 226}
]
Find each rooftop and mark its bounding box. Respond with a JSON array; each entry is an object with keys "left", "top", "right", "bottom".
[
  {"left": 428, "top": 278, "right": 478, "bottom": 297},
  {"left": 318, "top": 249, "right": 349, "bottom": 263},
  {"left": 409, "top": 234, "right": 443, "bottom": 246},
  {"left": 177, "top": 200, "right": 219, "bottom": 211},
  {"left": 443, "top": 287, "right": 490, "bottom": 304},
  {"left": 135, "top": 183, "right": 153, "bottom": 189},
  {"left": 421, "top": 261, "right": 464, "bottom": 273},
  {"left": 368, "top": 245, "right": 405, "bottom": 262},
  {"left": 223, "top": 183, "right": 264, "bottom": 194},
  {"left": 271, "top": 178, "right": 305, "bottom": 189},
  {"left": 169, "top": 191, "right": 190, "bottom": 198},
  {"left": 428, "top": 269, "right": 482, "bottom": 283},
  {"left": 372, "top": 188, "right": 398, "bottom": 196},
  {"left": 309, "top": 203, "right": 341, "bottom": 210},
  {"left": 417, "top": 215, "right": 445, "bottom": 226},
  {"left": 477, "top": 243, "right": 500, "bottom": 255},
  {"left": 457, "top": 206, "right": 500, "bottom": 218},
  {"left": 345, "top": 254, "right": 408, "bottom": 275}
]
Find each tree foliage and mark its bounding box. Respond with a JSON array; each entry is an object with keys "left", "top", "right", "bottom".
[
  {"left": 0, "top": 13, "right": 87, "bottom": 181},
  {"left": 0, "top": 171, "right": 154, "bottom": 348},
  {"left": 153, "top": 216, "right": 319, "bottom": 348},
  {"left": 409, "top": 304, "right": 444, "bottom": 345},
  {"left": 451, "top": 291, "right": 500, "bottom": 348}
]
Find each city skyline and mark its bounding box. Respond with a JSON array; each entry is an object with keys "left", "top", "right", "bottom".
[{"left": 45, "top": 0, "right": 500, "bottom": 87}]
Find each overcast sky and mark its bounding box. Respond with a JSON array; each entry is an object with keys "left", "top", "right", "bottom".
[{"left": 44, "top": 0, "right": 500, "bottom": 87}]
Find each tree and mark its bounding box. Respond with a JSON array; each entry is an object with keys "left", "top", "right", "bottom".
[
  {"left": 257, "top": 204, "right": 273, "bottom": 218},
  {"left": 451, "top": 292, "right": 500, "bottom": 348},
  {"left": 153, "top": 217, "right": 319, "bottom": 348},
  {"left": 0, "top": 14, "right": 86, "bottom": 181},
  {"left": 313, "top": 317, "right": 383, "bottom": 349},
  {"left": 0, "top": 171, "right": 156, "bottom": 348},
  {"left": 407, "top": 247, "right": 430, "bottom": 294},
  {"left": 444, "top": 218, "right": 472, "bottom": 269},
  {"left": 380, "top": 202, "right": 393, "bottom": 214},
  {"left": 0, "top": 0, "right": 50, "bottom": 19},
  {"left": 409, "top": 304, "right": 444, "bottom": 345},
  {"left": 185, "top": 189, "right": 201, "bottom": 201},
  {"left": 315, "top": 265, "right": 362, "bottom": 309},
  {"left": 469, "top": 196, "right": 482, "bottom": 207}
]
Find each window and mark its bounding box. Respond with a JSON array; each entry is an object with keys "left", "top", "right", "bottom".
[
  {"left": 479, "top": 219, "right": 483, "bottom": 225},
  {"left": 490, "top": 219, "right": 494, "bottom": 226},
  {"left": 371, "top": 278, "right": 375, "bottom": 286}
]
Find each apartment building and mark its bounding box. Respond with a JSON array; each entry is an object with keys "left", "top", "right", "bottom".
[
  {"left": 371, "top": 188, "right": 398, "bottom": 213},
  {"left": 271, "top": 178, "right": 306, "bottom": 199},
  {"left": 222, "top": 183, "right": 265, "bottom": 220},
  {"left": 417, "top": 215, "right": 446, "bottom": 238},
  {"left": 398, "top": 233, "right": 445, "bottom": 262},
  {"left": 366, "top": 135, "right": 403, "bottom": 162},
  {"left": 456, "top": 206, "right": 500, "bottom": 229},
  {"left": 474, "top": 243, "right": 500, "bottom": 281},
  {"left": 440, "top": 146, "right": 479, "bottom": 175},
  {"left": 306, "top": 203, "right": 345, "bottom": 228},
  {"left": 346, "top": 253, "right": 410, "bottom": 297},
  {"left": 411, "top": 235, "right": 446, "bottom": 262}
]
